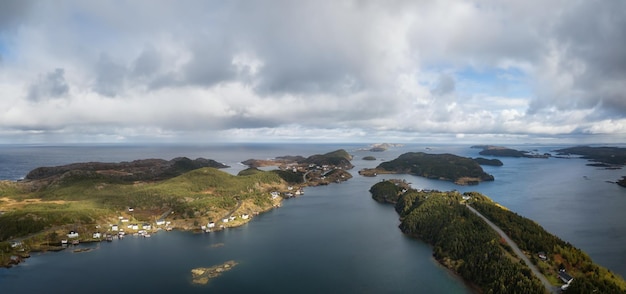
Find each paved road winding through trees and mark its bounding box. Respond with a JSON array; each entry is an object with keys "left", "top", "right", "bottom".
[{"left": 466, "top": 204, "right": 558, "bottom": 294}]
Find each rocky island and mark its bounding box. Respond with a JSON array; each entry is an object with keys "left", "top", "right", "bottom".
[
  {"left": 191, "top": 260, "right": 238, "bottom": 285},
  {"left": 472, "top": 145, "right": 550, "bottom": 158},
  {"left": 359, "top": 152, "right": 494, "bottom": 185},
  {"left": 370, "top": 180, "right": 626, "bottom": 293},
  {"left": 0, "top": 150, "right": 354, "bottom": 268}
]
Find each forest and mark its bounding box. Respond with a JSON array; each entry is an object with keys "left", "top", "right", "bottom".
[{"left": 370, "top": 181, "right": 626, "bottom": 293}]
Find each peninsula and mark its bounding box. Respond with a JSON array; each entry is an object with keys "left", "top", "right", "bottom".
[
  {"left": 0, "top": 150, "right": 354, "bottom": 268},
  {"left": 359, "top": 152, "right": 494, "bottom": 185},
  {"left": 370, "top": 180, "right": 626, "bottom": 293}
]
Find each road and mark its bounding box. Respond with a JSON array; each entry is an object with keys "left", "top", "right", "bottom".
[{"left": 466, "top": 204, "right": 558, "bottom": 294}]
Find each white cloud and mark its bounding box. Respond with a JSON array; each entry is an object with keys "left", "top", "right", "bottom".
[{"left": 0, "top": 0, "right": 624, "bottom": 144}]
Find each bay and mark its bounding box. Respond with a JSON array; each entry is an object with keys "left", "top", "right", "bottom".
[{"left": 0, "top": 143, "right": 625, "bottom": 293}]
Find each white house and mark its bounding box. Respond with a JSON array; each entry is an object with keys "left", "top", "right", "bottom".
[
  {"left": 222, "top": 218, "right": 229, "bottom": 223},
  {"left": 121, "top": 218, "right": 129, "bottom": 223},
  {"left": 156, "top": 219, "right": 166, "bottom": 226},
  {"left": 93, "top": 232, "right": 102, "bottom": 239},
  {"left": 270, "top": 191, "right": 280, "bottom": 199},
  {"left": 128, "top": 207, "right": 134, "bottom": 212},
  {"left": 111, "top": 225, "right": 119, "bottom": 231},
  {"left": 67, "top": 231, "right": 79, "bottom": 238},
  {"left": 131, "top": 224, "right": 139, "bottom": 230},
  {"left": 229, "top": 215, "right": 236, "bottom": 221},
  {"left": 241, "top": 214, "right": 249, "bottom": 220},
  {"left": 207, "top": 222, "right": 215, "bottom": 228},
  {"left": 142, "top": 223, "right": 152, "bottom": 230}
]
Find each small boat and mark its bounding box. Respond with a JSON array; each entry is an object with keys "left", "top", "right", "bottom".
[
  {"left": 61, "top": 239, "right": 68, "bottom": 245},
  {"left": 71, "top": 240, "right": 79, "bottom": 245},
  {"left": 143, "top": 234, "right": 151, "bottom": 238}
]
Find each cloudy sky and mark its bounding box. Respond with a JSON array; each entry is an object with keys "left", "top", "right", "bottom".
[{"left": 1, "top": 0, "right": 625, "bottom": 144}]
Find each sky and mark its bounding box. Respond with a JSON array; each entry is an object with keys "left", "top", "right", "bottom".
[{"left": 1, "top": 0, "right": 625, "bottom": 144}]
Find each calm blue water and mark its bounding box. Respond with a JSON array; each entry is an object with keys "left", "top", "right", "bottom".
[{"left": 1, "top": 143, "right": 625, "bottom": 293}]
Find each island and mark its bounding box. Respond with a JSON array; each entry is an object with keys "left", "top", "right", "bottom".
[
  {"left": 473, "top": 157, "right": 504, "bottom": 166},
  {"left": 359, "top": 152, "right": 494, "bottom": 185},
  {"left": 370, "top": 180, "right": 626, "bottom": 293},
  {"left": 362, "top": 156, "right": 377, "bottom": 161},
  {"left": 355, "top": 143, "right": 404, "bottom": 152},
  {"left": 555, "top": 146, "right": 626, "bottom": 166},
  {"left": 191, "top": 260, "right": 238, "bottom": 285},
  {"left": 472, "top": 145, "right": 550, "bottom": 158},
  {"left": 0, "top": 150, "right": 354, "bottom": 268}
]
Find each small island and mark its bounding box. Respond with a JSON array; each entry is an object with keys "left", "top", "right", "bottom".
[
  {"left": 473, "top": 157, "right": 504, "bottom": 166},
  {"left": 356, "top": 143, "right": 404, "bottom": 152},
  {"left": 359, "top": 152, "right": 494, "bottom": 185},
  {"left": 191, "top": 260, "right": 238, "bottom": 285},
  {"left": 472, "top": 145, "right": 550, "bottom": 158},
  {"left": 370, "top": 180, "right": 626, "bottom": 293},
  {"left": 362, "top": 156, "right": 377, "bottom": 161}
]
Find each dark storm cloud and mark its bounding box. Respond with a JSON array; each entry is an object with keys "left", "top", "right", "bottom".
[{"left": 27, "top": 68, "right": 69, "bottom": 102}]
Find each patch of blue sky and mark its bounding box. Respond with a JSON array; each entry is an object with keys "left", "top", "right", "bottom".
[
  {"left": 0, "top": 35, "right": 15, "bottom": 63},
  {"left": 455, "top": 66, "right": 531, "bottom": 98}
]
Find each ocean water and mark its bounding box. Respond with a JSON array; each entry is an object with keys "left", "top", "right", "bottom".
[{"left": 0, "top": 143, "right": 625, "bottom": 293}]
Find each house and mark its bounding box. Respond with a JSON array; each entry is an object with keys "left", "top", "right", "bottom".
[
  {"left": 229, "top": 215, "right": 236, "bottom": 221},
  {"left": 121, "top": 218, "right": 129, "bottom": 223},
  {"left": 207, "top": 222, "right": 215, "bottom": 228},
  {"left": 222, "top": 218, "right": 229, "bottom": 223},
  {"left": 67, "top": 231, "right": 79, "bottom": 238},
  {"left": 10, "top": 241, "right": 22, "bottom": 248},
  {"left": 270, "top": 191, "right": 280, "bottom": 199},
  {"left": 93, "top": 232, "right": 102, "bottom": 239},
  {"left": 558, "top": 270, "right": 574, "bottom": 284},
  {"left": 128, "top": 207, "right": 134, "bottom": 212},
  {"left": 111, "top": 225, "right": 119, "bottom": 231},
  {"left": 241, "top": 214, "right": 249, "bottom": 220},
  {"left": 538, "top": 252, "right": 547, "bottom": 261},
  {"left": 462, "top": 195, "right": 471, "bottom": 200},
  {"left": 156, "top": 219, "right": 166, "bottom": 226},
  {"left": 131, "top": 224, "right": 139, "bottom": 230},
  {"left": 142, "top": 223, "right": 151, "bottom": 230}
]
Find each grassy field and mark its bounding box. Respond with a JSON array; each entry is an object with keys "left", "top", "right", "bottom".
[{"left": 0, "top": 167, "right": 290, "bottom": 247}]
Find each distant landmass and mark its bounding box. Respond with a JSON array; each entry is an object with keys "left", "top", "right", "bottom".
[
  {"left": 555, "top": 146, "right": 626, "bottom": 166},
  {"left": 359, "top": 152, "right": 494, "bottom": 185},
  {"left": 357, "top": 143, "right": 404, "bottom": 152},
  {"left": 370, "top": 180, "right": 626, "bottom": 293},
  {"left": 555, "top": 146, "right": 626, "bottom": 187},
  {"left": 472, "top": 145, "right": 550, "bottom": 158}
]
